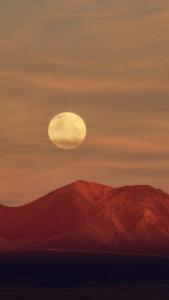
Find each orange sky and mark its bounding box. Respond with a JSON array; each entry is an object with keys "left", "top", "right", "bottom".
[{"left": 0, "top": 0, "right": 169, "bottom": 205}]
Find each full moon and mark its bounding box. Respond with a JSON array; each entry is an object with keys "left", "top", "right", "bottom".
[{"left": 48, "top": 112, "right": 87, "bottom": 149}]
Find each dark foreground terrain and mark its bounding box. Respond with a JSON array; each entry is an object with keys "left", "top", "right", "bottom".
[{"left": 0, "top": 251, "right": 169, "bottom": 299}]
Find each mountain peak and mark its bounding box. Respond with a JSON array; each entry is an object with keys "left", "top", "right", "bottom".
[
  {"left": 71, "top": 180, "right": 112, "bottom": 190},
  {"left": 122, "top": 184, "right": 161, "bottom": 191},
  {"left": 115, "top": 184, "right": 166, "bottom": 197}
]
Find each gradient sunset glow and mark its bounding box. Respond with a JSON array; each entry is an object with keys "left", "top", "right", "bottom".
[{"left": 0, "top": 0, "right": 169, "bottom": 205}]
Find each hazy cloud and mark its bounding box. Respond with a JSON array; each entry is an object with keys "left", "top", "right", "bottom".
[{"left": 0, "top": 0, "right": 169, "bottom": 204}]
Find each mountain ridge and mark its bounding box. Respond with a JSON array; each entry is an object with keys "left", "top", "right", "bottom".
[{"left": 0, "top": 180, "right": 169, "bottom": 254}]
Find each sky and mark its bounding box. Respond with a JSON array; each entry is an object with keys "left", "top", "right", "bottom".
[{"left": 0, "top": 0, "right": 169, "bottom": 205}]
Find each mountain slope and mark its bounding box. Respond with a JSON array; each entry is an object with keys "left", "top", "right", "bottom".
[{"left": 0, "top": 181, "right": 169, "bottom": 254}]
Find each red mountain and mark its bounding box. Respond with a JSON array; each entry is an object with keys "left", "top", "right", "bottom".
[{"left": 0, "top": 180, "right": 169, "bottom": 254}]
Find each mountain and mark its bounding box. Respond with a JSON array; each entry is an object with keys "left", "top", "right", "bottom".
[{"left": 0, "top": 180, "right": 169, "bottom": 254}]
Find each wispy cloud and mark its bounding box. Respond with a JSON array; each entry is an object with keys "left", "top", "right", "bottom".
[
  {"left": 0, "top": 70, "right": 168, "bottom": 94},
  {"left": 88, "top": 136, "right": 169, "bottom": 155}
]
